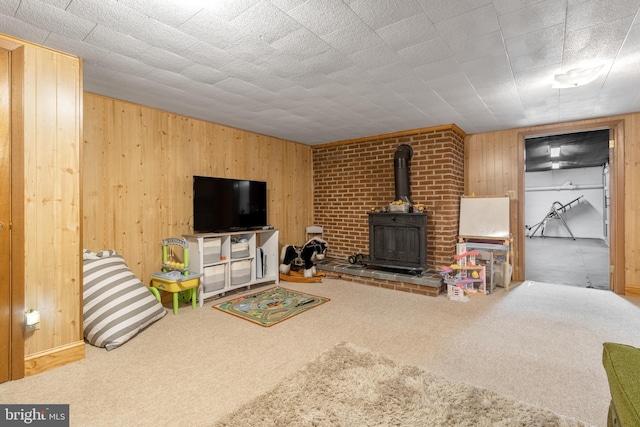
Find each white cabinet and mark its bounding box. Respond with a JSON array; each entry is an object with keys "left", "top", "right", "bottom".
[{"left": 184, "top": 229, "right": 279, "bottom": 306}]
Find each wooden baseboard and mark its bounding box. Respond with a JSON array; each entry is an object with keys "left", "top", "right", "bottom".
[
  {"left": 625, "top": 286, "right": 640, "bottom": 297},
  {"left": 24, "top": 341, "right": 85, "bottom": 377}
]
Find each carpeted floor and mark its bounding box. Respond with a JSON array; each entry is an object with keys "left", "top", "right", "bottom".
[{"left": 0, "top": 278, "right": 639, "bottom": 426}]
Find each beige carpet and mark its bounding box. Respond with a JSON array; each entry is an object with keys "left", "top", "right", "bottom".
[
  {"left": 215, "top": 342, "right": 587, "bottom": 427},
  {"left": 1, "top": 278, "right": 639, "bottom": 426}
]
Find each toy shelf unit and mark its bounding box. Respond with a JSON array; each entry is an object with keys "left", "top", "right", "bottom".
[
  {"left": 184, "top": 229, "right": 279, "bottom": 307},
  {"left": 441, "top": 243, "right": 488, "bottom": 298}
]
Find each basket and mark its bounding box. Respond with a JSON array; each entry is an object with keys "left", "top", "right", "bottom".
[{"left": 389, "top": 203, "right": 409, "bottom": 212}]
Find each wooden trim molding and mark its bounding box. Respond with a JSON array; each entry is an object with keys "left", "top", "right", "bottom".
[{"left": 24, "top": 341, "right": 85, "bottom": 377}]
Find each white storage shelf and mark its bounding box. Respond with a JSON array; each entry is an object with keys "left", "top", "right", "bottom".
[{"left": 185, "top": 229, "right": 279, "bottom": 306}]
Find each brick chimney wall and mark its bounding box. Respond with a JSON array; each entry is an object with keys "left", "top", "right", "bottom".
[{"left": 312, "top": 125, "right": 465, "bottom": 269}]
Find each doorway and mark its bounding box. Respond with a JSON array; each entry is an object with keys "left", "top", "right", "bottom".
[
  {"left": 519, "top": 123, "right": 623, "bottom": 293},
  {"left": 524, "top": 130, "right": 610, "bottom": 289}
]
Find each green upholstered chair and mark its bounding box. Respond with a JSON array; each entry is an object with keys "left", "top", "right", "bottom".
[{"left": 603, "top": 342, "right": 640, "bottom": 427}]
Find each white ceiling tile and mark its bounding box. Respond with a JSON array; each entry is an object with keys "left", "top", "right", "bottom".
[
  {"left": 0, "top": 13, "right": 50, "bottom": 44},
  {"left": 416, "top": 0, "right": 492, "bottom": 23},
  {"left": 202, "top": 0, "right": 261, "bottom": 21},
  {"left": 84, "top": 25, "right": 150, "bottom": 58},
  {"left": 224, "top": 38, "right": 282, "bottom": 65},
  {"left": 450, "top": 31, "right": 505, "bottom": 62},
  {"left": 398, "top": 38, "right": 453, "bottom": 67},
  {"left": 435, "top": 4, "right": 500, "bottom": 46},
  {"left": 270, "top": 27, "right": 331, "bottom": 61},
  {"left": 376, "top": 12, "right": 438, "bottom": 51},
  {"left": 181, "top": 64, "right": 228, "bottom": 85},
  {"left": 67, "top": 0, "right": 198, "bottom": 52},
  {"left": 510, "top": 47, "right": 562, "bottom": 73},
  {"left": 348, "top": 43, "right": 401, "bottom": 70},
  {"left": 179, "top": 10, "right": 246, "bottom": 49},
  {"left": 567, "top": 0, "right": 640, "bottom": 32},
  {"left": 287, "top": 0, "right": 360, "bottom": 36},
  {"left": 492, "top": 0, "right": 548, "bottom": 16},
  {"left": 214, "top": 76, "right": 261, "bottom": 94},
  {"left": 117, "top": 0, "right": 202, "bottom": 27},
  {"left": 414, "top": 57, "right": 463, "bottom": 81},
  {"left": 182, "top": 42, "right": 238, "bottom": 69},
  {"left": 43, "top": 32, "right": 111, "bottom": 65},
  {"left": 17, "top": 0, "right": 95, "bottom": 40},
  {"left": 505, "top": 24, "right": 564, "bottom": 57},
  {"left": 301, "top": 49, "right": 354, "bottom": 75},
  {"left": 230, "top": 0, "right": 301, "bottom": 44},
  {"left": 138, "top": 47, "right": 194, "bottom": 73},
  {"left": 321, "top": 21, "right": 383, "bottom": 55},
  {"left": 0, "top": 0, "right": 20, "bottom": 16},
  {"left": 268, "top": 0, "right": 307, "bottom": 12},
  {"left": 499, "top": 0, "right": 566, "bottom": 39},
  {"left": 145, "top": 68, "right": 193, "bottom": 89},
  {"left": 462, "top": 53, "right": 512, "bottom": 79},
  {"left": 348, "top": 0, "right": 423, "bottom": 30}
]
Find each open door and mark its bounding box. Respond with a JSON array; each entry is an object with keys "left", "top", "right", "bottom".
[{"left": 0, "top": 48, "right": 10, "bottom": 383}]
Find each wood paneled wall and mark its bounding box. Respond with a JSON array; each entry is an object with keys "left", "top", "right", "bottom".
[
  {"left": 1, "top": 33, "right": 83, "bottom": 361},
  {"left": 82, "top": 93, "right": 313, "bottom": 283},
  {"left": 465, "top": 114, "right": 639, "bottom": 295}
]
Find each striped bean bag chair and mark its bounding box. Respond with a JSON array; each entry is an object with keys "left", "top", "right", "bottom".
[{"left": 83, "top": 249, "right": 166, "bottom": 350}]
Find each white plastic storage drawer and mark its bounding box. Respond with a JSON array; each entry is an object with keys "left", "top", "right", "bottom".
[
  {"left": 203, "top": 265, "right": 225, "bottom": 292},
  {"left": 231, "top": 260, "right": 251, "bottom": 286},
  {"left": 203, "top": 238, "right": 221, "bottom": 264},
  {"left": 231, "top": 241, "right": 250, "bottom": 259}
]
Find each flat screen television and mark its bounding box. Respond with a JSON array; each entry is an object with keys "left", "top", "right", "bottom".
[{"left": 193, "top": 176, "right": 268, "bottom": 233}]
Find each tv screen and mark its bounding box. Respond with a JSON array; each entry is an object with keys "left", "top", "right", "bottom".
[{"left": 193, "top": 176, "right": 267, "bottom": 233}]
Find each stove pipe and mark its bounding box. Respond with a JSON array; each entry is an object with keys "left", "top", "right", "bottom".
[{"left": 394, "top": 144, "right": 413, "bottom": 202}]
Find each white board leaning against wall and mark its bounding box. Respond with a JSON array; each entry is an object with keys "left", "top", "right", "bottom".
[{"left": 458, "top": 196, "right": 510, "bottom": 239}]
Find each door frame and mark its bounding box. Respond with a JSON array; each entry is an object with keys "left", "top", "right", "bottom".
[
  {"left": 516, "top": 119, "right": 625, "bottom": 294},
  {"left": 0, "top": 38, "right": 26, "bottom": 380}
]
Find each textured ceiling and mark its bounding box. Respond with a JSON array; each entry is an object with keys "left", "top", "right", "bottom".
[{"left": 1, "top": 0, "right": 640, "bottom": 146}]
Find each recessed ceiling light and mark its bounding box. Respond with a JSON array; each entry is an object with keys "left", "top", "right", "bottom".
[
  {"left": 550, "top": 147, "right": 560, "bottom": 157},
  {"left": 552, "top": 64, "right": 605, "bottom": 88}
]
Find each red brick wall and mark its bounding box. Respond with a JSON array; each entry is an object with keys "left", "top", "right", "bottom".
[{"left": 312, "top": 126, "right": 465, "bottom": 269}]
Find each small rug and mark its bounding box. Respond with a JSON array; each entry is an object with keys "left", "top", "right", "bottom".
[
  {"left": 213, "top": 343, "right": 590, "bottom": 427},
  {"left": 213, "top": 286, "right": 329, "bottom": 327}
]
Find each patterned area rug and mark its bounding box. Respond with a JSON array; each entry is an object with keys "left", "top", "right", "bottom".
[{"left": 213, "top": 286, "right": 329, "bottom": 327}]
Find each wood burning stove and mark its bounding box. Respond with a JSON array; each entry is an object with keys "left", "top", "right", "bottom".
[{"left": 367, "top": 212, "right": 428, "bottom": 274}]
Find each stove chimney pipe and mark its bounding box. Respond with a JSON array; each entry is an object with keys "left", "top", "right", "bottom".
[{"left": 394, "top": 144, "right": 413, "bottom": 203}]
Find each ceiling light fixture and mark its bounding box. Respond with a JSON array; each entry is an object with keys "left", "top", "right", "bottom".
[
  {"left": 551, "top": 162, "right": 560, "bottom": 169},
  {"left": 552, "top": 64, "right": 605, "bottom": 88},
  {"left": 550, "top": 147, "right": 560, "bottom": 158}
]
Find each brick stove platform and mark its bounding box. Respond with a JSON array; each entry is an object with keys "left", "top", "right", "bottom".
[{"left": 315, "top": 258, "right": 445, "bottom": 297}]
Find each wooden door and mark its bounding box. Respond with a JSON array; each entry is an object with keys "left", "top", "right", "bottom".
[{"left": 0, "top": 48, "right": 10, "bottom": 383}]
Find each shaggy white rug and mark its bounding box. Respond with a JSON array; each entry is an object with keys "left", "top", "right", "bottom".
[{"left": 214, "top": 343, "right": 590, "bottom": 427}]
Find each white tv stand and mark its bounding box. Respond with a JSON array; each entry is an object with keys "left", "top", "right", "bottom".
[{"left": 184, "top": 229, "right": 279, "bottom": 306}]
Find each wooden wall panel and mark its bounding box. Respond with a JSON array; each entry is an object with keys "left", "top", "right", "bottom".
[
  {"left": 465, "top": 114, "right": 639, "bottom": 295},
  {"left": 82, "top": 94, "right": 313, "bottom": 284},
  {"left": 4, "top": 35, "right": 83, "bottom": 357}
]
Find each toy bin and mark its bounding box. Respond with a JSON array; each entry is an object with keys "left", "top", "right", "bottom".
[
  {"left": 231, "top": 241, "right": 250, "bottom": 259},
  {"left": 231, "top": 260, "right": 251, "bottom": 286},
  {"left": 203, "top": 238, "right": 221, "bottom": 264},
  {"left": 202, "top": 265, "right": 225, "bottom": 293}
]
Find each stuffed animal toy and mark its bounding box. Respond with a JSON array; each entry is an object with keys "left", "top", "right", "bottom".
[{"left": 279, "top": 237, "right": 328, "bottom": 278}]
